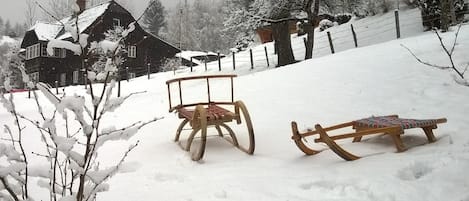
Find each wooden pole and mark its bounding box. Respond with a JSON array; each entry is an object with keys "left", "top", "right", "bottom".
[
  {"left": 218, "top": 52, "right": 221, "bottom": 71},
  {"left": 204, "top": 56, "right": 208, "bottom": 71},
  {"left": 190, "top": 57, "right": 193, "bottom": 72},
  {"left": 351, "top": 24, "right": 358, "bottom": 48},
  {"left": 250, "top": 49, "right": 254, "bottom": 70},
  {"left": 264, "top": 46, "right": 270, "bottom": 67},
  {"left": 55, "top": 81, "right": 59, "bottom": 95},
  {"left": 327, "top": 31, "right": 335, "bottom": 54},
  {"left": 28, "top": 89, "right": 31, "bottom": 99},
  {"left": 84, "top": 72, "right": 87, "bottom": 89},
  {"left": 118, "top": 76, "right": 121, "bottom": 98},
  {"left": 394, "top": 10, "right": 401, "bottom": 39},
  {"left": 147, "top": 63, "right": 151, "bottom": 79},
  {"left": 126, "top": 67, "right": 129, "bottom": 82},
  {"left": 232, "top": 52, "right": 236, "bottom": 70}
]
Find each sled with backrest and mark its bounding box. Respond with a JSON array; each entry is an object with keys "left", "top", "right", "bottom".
[{"left": 166, "top": 74, "right": 255, "bottom": 161}]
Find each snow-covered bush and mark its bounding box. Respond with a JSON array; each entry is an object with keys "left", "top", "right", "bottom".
[
  {"left": 161, "top": 57, "right": 183, "bottom": 72},
  {"left": 0, "top": 5, "right": 158, "bottom": 201},
  {"left": 89, "top": 26, "right": 129, "bottom": 82},
  {"left": 0, "top": 42, "right": 25, "bottom": 90},
  {"left": 319, "top": 19, "right": 336, "bottom": 31}
]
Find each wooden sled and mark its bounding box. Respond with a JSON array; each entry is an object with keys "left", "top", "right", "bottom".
[
  {"left": 291, "top": 115, "right": 447, "bottom": 161},
  {"left": 166, "top": 75, "right": 255, "bottom": 161}
]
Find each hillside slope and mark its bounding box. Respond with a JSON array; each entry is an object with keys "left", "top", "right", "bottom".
[{"left": 1, "top": 21, "right": 469, "bottom": 201}]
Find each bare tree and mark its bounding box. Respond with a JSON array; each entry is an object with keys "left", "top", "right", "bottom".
[
  {"left": 303, "top": 0, "right": 320, "bottom": 59},
  {"left": 402, "top": 24, "right": 468, "bottom": 86},
  {"left": 25, "top": 0, "right": 38, "bottom": 27}
]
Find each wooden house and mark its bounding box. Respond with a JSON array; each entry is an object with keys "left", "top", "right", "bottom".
[{"left": 20, "top": 0, "right": 181, "bottom": 87}]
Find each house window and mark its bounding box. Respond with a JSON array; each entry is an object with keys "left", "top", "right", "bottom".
[
  {"left": 73, "top": 71, "right": 79, "bottom": 84},
  {"left": 60, "top": 73, "right": 66, "bottom": 86},
  {"left": 113, "top": 18, "right": 121, "bottom": 27},
  {"left": 26, "top": 44, "right": 40, "bottom": 60},
  {"left": 41, "top": 45, "right": 48, "bottom": 57},
  {"left": 54, "top": 48, "right": 66, "bottom": 58},
  {"left": 129, "top": 72, "right": 136, "bottom": 79},
  {"left": 41, "top": 45, "right": 66, "bottom": 58},
  {"left": 29, "top": 72, "right": 40, "bottom": 83},
  {"left": 128, "top": 46, "right": 137, "bottom": 58}
]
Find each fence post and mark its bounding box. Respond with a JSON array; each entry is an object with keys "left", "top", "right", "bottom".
[
  {"left": 28, "top": 89, "right": 31, "bottom": 99},
  {"left": 232, "top": 51, "right": 236, "bottom": 70},
  {"left": 218, "top": 52, "right": 221, "bottom": 71},
  {"left": 190, "top": 57, "right": 193, "bottom": 72},
  {"left": 118, "top": 75, "right": 121, "bottom": 98},
  {"left": 55, "top": 81, "right": 59, "bottom": 95},
  {"left": 327, "top": 31, "right": 335, "bottom": 54},
  {"left": 303, "top": 37, "right": 307, "bottom": 49},
  {"left": 264, "top": 46, "right": 270, "bottom": 67},
  {"left": 351, "top": 24, "right": 358, "bottom": 48},
  {"left": 394, "top": 10, "right": 401, "bottom": 39},
  {"left": 147, "top": 63, "right": 151, "bottom": 79},
  {"left": 84, "top": 72, "right": 87, "bottom": 89},
  {"left": 126, "top": 67, "right": 129, "bottom": 82},
  {"left": 204, "top": 55, "right": 208, "bottom": 71},
  {"left": 250, "top": 49, "right": 254, "bottom": 70}
]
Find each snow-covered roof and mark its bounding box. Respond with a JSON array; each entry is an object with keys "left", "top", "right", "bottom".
[
  {"left": 176, "top": 51, "right": 218, "bottom": 59},
  {"left": 57, "top": 2, "right": 111, "bottom": 40},
  {"left": 28, "top": 2, "right": 111, "bottom": 41},
  {"left": 29, "top": 22, "right": 63, "bottom": 41}
]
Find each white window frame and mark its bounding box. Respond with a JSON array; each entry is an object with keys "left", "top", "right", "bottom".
[
  {"left": 73, "top": 71, "right": 79, "bottom": 84},
  {"left": 26, "top": 44, "right": 40, "bottom": 60},
  {"left": 128, "top": 46, "right": 137, "bottom": 58}
]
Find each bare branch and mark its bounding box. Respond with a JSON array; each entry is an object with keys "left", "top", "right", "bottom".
[
  {"left": 33, "top": 0, "right": 65, "bottom": 27},
  {"left": 449, "top": 24, "right": 463, "bottom": 55},
  {"left": 0, "top": 177, "right": 21, "bottom": 201},
  {"left": 401, "top": 44, "right": 452, "bottom": 70}
]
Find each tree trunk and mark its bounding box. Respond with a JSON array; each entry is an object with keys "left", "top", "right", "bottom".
[
  {"left": 305, "top": 0, "right": 320, "bottom": 59},
  {"left": 272, "top": 21, "right": 295, "bottom": 67}
]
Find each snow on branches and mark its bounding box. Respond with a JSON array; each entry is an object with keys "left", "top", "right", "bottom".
[{"left": 0, "top": 4, "right": 160, "bottom": 201}]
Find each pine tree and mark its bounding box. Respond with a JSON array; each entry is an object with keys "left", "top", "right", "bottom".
[
  {"left": 3, "top": 20, "right": 12, "bottom": 36},
  {"left": 0, "top": 17, "right": 4, "bottom": 36},
  {"left": 142, "top": 0, "right": 166, "bottom": 36}
]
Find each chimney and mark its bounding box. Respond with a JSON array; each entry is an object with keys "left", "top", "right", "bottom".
[{"left": 76, "top": 0, "right": 86, "bottom": 13}]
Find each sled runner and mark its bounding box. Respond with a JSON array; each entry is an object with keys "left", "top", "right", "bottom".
[
  {"left": 291, "top": 115, "right": 447, "bottom": 161},
  {"left": 166, "top": 74, "right": 255, "bottom": 161}
]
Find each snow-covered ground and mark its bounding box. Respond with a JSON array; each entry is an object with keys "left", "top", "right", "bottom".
[{"left": 2, "top": 9, "right": 469, "bottom": 201}]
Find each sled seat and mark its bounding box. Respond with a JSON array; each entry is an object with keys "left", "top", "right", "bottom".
[
  {"left": 177, "top": 104, "right": 237, "bottom": 123},
  {"left": 291, "top": 115, "right": 447, "bottom": 161}
]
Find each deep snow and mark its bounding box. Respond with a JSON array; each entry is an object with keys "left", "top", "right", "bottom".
[{"left": 1, "top": 10, "right": 469, "bottom": 201}]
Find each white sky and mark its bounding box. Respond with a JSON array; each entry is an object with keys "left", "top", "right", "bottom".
[{"left": 0, "top": 0, "right": 183, "bottom": 25}]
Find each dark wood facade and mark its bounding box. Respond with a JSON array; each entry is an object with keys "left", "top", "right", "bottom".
[{"left": 21, "top": 1, "right": 180, "bottom": 87}]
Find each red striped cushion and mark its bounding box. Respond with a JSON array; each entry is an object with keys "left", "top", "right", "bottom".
[{"left": 354, "top": 116, "right": 439, "bottom": 129}]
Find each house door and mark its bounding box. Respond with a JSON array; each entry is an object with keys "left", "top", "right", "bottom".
[{"left": 60, "top": 73, "right": 66, "bottom": 86}]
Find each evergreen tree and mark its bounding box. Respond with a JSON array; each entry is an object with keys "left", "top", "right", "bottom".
[
  {"left": 3, "top": 20, "right": 12, "bottom": 36},
  {"left": 0, "top": 17, "right": 4, "bottom": 36},
  {"left": 142, "top": 0, "right": 166, "bottom": 36}
]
